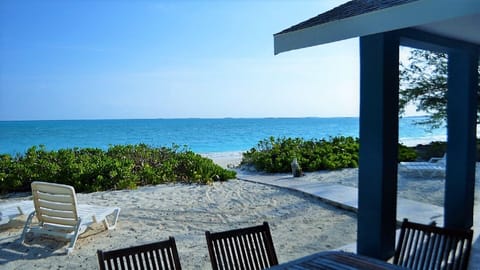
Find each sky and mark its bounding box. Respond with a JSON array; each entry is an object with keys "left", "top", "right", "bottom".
[{"left": 1, "top": 0, "right": 392, "bottom": 121}]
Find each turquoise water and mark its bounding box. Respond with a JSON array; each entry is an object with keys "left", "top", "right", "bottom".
[{"left": 0, "top": 117, "right": 446, "bottom": 156}]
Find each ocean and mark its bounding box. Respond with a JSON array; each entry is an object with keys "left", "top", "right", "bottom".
[{"left": 0, "top": 117, "right": 447, "bottom": 156}]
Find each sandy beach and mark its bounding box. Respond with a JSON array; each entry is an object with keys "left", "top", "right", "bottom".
[{"left": 1, "top": 152, "right": 479, "bottom": 269}]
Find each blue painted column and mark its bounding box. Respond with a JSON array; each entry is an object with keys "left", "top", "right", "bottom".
[
  {"left": 358, "top": 32, "right": 400, "bottom": 260},
  {"left": 445, "top": 49, "right": 478, "bottom": 229}
]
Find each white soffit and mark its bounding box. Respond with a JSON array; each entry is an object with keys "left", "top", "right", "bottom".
[
  {"left": 415, "top": 13, "right": 480, "bottom": 46},
  {"left": 274, "top": 0, "right": 480, "bottom": 55}
]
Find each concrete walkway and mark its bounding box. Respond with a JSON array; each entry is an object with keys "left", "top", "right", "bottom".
[{"left": 236, "top": 171, "right": 480, "bottom": 270}]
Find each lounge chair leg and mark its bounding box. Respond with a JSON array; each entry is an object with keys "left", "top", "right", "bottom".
[
  {"left": 103, "top": 208, "right": 120, "bottom": 230},
  {"left": 21, "top": 211, "right": 36, "bottom": 244},
  {"left": 66, "top": 220, "right": 83, "bottom": 255}
]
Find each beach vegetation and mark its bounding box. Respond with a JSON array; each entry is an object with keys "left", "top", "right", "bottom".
[
  {"left": 399, "top": 49, "right": 480, "bottom": 129},
  {"left": 241, "top": 136, "right": 360, "bottom": 173},
  {"left": 413, "top": 141, "right": 447, "bottom": 161},
  {"left": 0, "top": 144, "right": 236, "bottom": 194},
  {"left": 241, "top": 136, "right": 418, "bottom": 173},
  {"left": 398, "top": 144, "right": 417, "bottom": 162}
]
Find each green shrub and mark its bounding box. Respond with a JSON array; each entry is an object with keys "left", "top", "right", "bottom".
[
  {"left": 241, "top": 136, "right": 360, "bottom": 173},
  {"left": 398, "top": 144, "right": 417, "bottom": 161},
  {"left": 241, "top": 136, "right": 416, "bottom": 173},
  {"left": 0, "top": 144, "right": 236, "bottom": 194},
  {"left": 414, "top": 141, "right": 447, "bottom": 161}
]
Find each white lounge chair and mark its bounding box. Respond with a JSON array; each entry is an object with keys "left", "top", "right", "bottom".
[
  {"left": 21, "top": 181, "right": 120, "bottom": 254},
  {"left": 0, "top": 200, "right": 34, "bottom": 225},
  {"left": 399, "top": 153, "right": 446, "bottom": 178}
]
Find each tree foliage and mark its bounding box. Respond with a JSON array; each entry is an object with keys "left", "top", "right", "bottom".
[{"left": 399, "top": 48, "right": 480, "bottom": 129}]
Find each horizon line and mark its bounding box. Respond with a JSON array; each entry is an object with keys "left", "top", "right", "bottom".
[{"left": 0, "top": 115, "right": 430, "bottom": 122}]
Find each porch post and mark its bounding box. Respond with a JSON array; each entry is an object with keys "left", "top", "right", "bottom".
[
  {"left": 358, "top": 32, "right": 400, "bottom": 260},
  {"left": 445, "top": 49, "right": 478, "bottom": 229}
]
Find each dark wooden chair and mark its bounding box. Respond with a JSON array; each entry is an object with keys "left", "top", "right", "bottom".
[
  {"left": 205, "top": 222, "right": 278, "bottom": 270},
  {"left": 97, "top": 237, "right": 182, "bottom": 270},
  {"left": 393, "top": 218, "right": 473, "bottom": 270}
]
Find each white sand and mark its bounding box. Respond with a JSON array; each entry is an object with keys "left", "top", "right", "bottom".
[
  {"left": 201, "top": 151, "right": 243, "bottom": 169},
  {"left": 1, "top": 152, "right": 478, "bottom": 269},
  {"left": 0, "top": 179, "right": 356, "bottom": 269}
]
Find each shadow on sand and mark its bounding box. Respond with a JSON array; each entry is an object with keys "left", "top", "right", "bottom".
[
  {"left": 0, "top": 237, "right": 69, "bottom": 265},
  {"left": 0, "top": 221, "right": 69, "bottom": 265}
]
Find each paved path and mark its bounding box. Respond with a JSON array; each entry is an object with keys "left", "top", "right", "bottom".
[
  {"left": 236, "top": 171, "right": 480, "bottom": 269},
  {"left": 237, "top": 172, "right": 444, "bottom": 225}
]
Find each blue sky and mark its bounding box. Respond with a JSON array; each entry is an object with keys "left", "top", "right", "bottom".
[{"left": 0, "top": 0, "right": 366, "bottom": 121}]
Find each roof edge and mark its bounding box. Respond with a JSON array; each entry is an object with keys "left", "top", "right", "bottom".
[{"left": 274, "top": 0, "right": 480, "bottom": 55}]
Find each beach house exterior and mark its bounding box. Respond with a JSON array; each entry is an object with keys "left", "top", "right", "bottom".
[{"left": 274, "top": 0, "right": 479, "bottom": 261}]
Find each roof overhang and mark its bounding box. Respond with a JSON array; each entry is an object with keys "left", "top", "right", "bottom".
[{"left": 274, "top": 0, "right": 480, "bottom": 55}]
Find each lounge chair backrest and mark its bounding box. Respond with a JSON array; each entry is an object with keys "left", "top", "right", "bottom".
[
  {"left": 23, "top": 181, "right": 120, "bottom": 254},
  {"left": 31, "top": 181, "right": 79, "bottom": 232},
  {"left": 97, "top": 237, "right": 182, "bottom": 270},
  {"left": 205, "top": 222, "right": 278, "bottom": 270},
  {"left": 394, "top": 218, "right": 473, "bottom": 270}
]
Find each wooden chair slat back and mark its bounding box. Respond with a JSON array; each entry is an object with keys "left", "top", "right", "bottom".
[
  {"left": 394, "top": 219, "right": 473, "bottom": 270},
  {"left": 97, "top": 237, "right": 182, "bottom": 270},
  {"left": 205, "top": 222, "right": 278, "bottom": 270}
]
